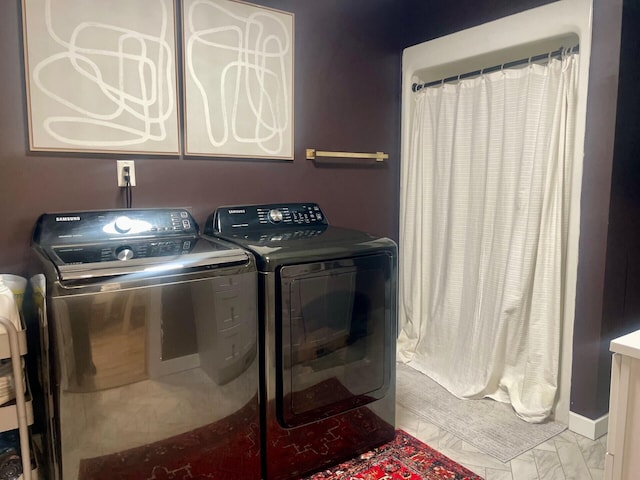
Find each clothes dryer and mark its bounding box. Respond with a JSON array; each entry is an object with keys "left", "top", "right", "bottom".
[
  {"left": 32, "top": 208, "right": 260, "bottom": 480},
  {"left": 205, "top": 203, "right": 397, "bottom": 480}
]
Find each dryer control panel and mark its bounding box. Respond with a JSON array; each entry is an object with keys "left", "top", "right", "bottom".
[{"left": 210, "top": 203, "right": 328, "bottom": 235}]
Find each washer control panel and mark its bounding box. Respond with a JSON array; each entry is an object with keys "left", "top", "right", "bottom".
[
  {"left": 33, "top": 209, "right": 199, "bottom": 264},
  {"left": 210, "top": 203, "right": 328, "bottom": 235},
  {"left": 35, "top": 209, "right": 197, "bottom": 242}
]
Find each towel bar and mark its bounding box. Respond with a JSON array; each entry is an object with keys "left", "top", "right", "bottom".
[{"left": 306, "top": 149, "right": 388, "bottom": 162}]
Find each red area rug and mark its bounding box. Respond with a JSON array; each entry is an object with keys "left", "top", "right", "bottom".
[
  {"left": 77, "top": 396, "right": 261, "bottom": 480},
  {"left": 303, "top": 430, "right": 483, "bottom": 480}
]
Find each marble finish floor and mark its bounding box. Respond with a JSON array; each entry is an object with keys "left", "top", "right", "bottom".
[{"left": 397, "top": 403, "right": 607, "bottom": 479}]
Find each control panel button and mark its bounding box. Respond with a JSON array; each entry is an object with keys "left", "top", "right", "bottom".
[
  {"left": 269, "top": 209, "right": 283, "bottom": 223},
  {"left": 116, "top": 246, "right": 134, "bottom": 261},
  {"left": 114, "top": 216, "right": 133, "bottom": 233}
]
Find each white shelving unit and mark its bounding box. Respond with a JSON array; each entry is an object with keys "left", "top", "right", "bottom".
[
  {"left": 0, "top": 316, "right": 38, "bottom": 480},
  {"left": 605, "top": 330, "right": 640, "bottom": 480}
]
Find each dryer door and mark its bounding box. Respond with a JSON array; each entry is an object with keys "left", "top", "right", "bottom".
[{"left": 277, "top": 252, "right": 394, "bottom": 428}]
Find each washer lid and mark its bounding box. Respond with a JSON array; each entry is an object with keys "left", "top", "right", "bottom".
[{"left": 41, "top": 237, "right": 249, "bottom": 280}]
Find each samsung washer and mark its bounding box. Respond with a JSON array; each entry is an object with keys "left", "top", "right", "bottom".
[{"left": 32, "top": 208, "right": 260, "bottom": 480}]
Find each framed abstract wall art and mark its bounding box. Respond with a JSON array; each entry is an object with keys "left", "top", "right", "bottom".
[
  {"left": 181, "top": 0, "right": 294, "bottom": 159},
  {"left": 22, "top": 0, "right": 181, "bottom": 155}
]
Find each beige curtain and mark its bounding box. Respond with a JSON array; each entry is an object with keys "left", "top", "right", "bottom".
[{"left": 398, "top": 52, "right": 579, "bottom": 422}]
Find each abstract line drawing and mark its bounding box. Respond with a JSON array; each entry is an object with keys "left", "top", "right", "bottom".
[
  {"left": 182, "top": 0, "right": 294, "bottom": 159},
  {"left": 22, "top": 0, "right": 180, "bottom": 154}
]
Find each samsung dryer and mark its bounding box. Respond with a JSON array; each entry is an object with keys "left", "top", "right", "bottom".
[{"left": 204, "top": 203, "right": 398, "bottom": 480}]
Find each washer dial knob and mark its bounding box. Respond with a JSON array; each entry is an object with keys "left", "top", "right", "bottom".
[
  {"left": 114, "top": 216, "right": 133, "bottom": 233},
  {"left": 116, "top": 246, "right": 134, "bottom": 261},
  {"left": 269, "top": 209, "right": 283, "bottom": 223}
]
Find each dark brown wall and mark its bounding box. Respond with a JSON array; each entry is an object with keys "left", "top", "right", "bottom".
[
  {"left": 2, "top": 0, "right": 628, "bottom": 423},
  {"left": 399, "top": 0, "right": 557, "bottom": 47},
  {"left": 0, "top": 0, "right": 402, "bottom": 277},
  {"left": 603, "top": 0, "right": 640, "bottom": 342},
  {"left": 588, "top": 0, "right": 640, "bottom": 417},
  {"left": 570, "top": 0, "right": 623, "bottom": 419}
]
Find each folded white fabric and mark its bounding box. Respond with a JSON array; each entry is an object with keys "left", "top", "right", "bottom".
[{"left": 0, "top": 359, "right": 25, "bottom": 406}]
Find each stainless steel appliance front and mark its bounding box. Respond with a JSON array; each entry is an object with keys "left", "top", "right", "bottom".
[
  {"left": 208, "top": 203, "right": 397, "bottom": 480},
  {"left": 33, "top": 209, "right": 260, "bottom": 480}
]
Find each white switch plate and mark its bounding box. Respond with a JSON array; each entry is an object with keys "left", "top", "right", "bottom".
[{"left": 116, "top": 160, "right": 136, "bottom": 187}]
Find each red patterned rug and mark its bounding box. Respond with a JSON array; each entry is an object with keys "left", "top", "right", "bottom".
[
  {"left": 77, "top": 396, "right": 261, "bottom": 480},
  {"left": 303, "top": 430, "right": 482, "bottom": 480}
]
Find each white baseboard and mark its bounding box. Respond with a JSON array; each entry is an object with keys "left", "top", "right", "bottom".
[{"left": 569, "top": 411, "right": 609, "bottom": 440}]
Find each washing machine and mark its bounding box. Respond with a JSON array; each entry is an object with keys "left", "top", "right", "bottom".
[
  {"left": 204, "top": 203, "right": 397, "bottom": 480},
  {"left": 32, "top": 208, "right": 260, "bottom": 480}
]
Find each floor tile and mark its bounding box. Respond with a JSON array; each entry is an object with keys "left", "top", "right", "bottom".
[
  {"left": 511, "top": 455, "right": 541, "bottom": 480},
  {"left": 485, "top": 469, "right": 514, "bottom": 480},
  {"left": 555, "top": 441, "right": 592, "bottom": 480},
  {"left": 395, "top": 405, "right": 422, "bottom": 436},
  {"left": 532, "top": 449, "right": 565, "bottom": 479},
  {"left": 415, "top": 419, "right": 441, "bottom": 444},
  {"left": 576, "top": 434, "right": 606, "bottom": 470}
]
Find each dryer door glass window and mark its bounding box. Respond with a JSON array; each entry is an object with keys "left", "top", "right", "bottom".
[{"left": 278, "top": 253, "right": 393, "bottom": 427}]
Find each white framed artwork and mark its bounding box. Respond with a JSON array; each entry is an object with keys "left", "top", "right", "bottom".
[
  {"left": 182, "top": 0, "right": 294, "bottom": 159},
  {"left": 21, "top": 0, "right": 181, "bottom": 155}
]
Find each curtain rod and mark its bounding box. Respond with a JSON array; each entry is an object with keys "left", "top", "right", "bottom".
[{"left": 412, "top": 45, "right": 579, "bottom": 92}]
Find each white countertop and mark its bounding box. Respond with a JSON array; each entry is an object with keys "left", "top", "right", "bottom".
[{"left": 611, "top": 329, "right": 640, "bottom": 360}]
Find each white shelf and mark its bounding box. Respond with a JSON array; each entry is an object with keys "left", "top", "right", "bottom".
[
  {"left": 0, "top": 320, "right": 27, "bottom": 359},
  {"left": 18, "top": 466, "right": 38, "bottom": 480},
  {"left": 606, "top": 331, "right": 640, "bottom": 480},
  {"left": 0, "top": 316, "right": 34, "bottom": 480},
  {"left": 610, "top": 330, "right": 640, "bottom": 361},
  {"left": 0, "top": 383, "right": 34, "bottom": 431},
  {"left": 17, "top": 438, "right": 39, "bottom": 480}
]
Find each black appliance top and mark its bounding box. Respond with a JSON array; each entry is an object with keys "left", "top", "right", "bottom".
[
  {"left": 33, "top": 208, "right": 249, "bottom": 280},
  {"left": 205, "top": 203, "right": 397, "bottom": 271}
]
